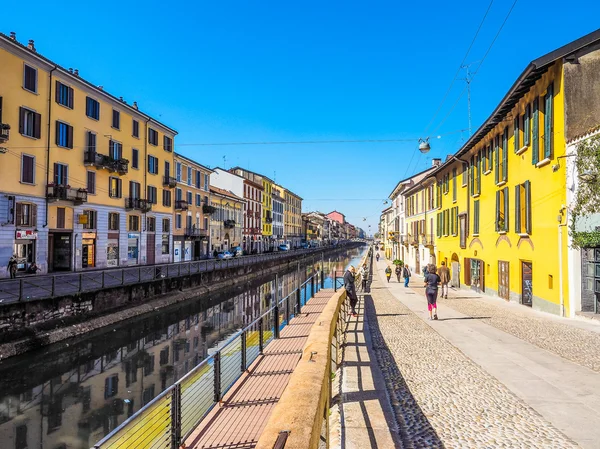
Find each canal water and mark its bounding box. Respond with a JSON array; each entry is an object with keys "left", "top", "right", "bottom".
[{"left": 0, "top": 246, "right": 366, "bottom": 449}]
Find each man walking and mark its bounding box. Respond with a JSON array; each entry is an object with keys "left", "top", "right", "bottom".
[
  {"left": 438, "top": 261, "right": 451, "bottom": 299},
  {"left": 344, "top": 265, "right": 359, "bottom": 317},
  {"left": 402, "top": 264, "right": 411, "bottom": 288},
  {"left": 7, "top": 255, "right": 17, "bottom": 279}
]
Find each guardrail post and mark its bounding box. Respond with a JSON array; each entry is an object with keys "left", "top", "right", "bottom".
[
  {"left": 311, "top": 276, "right": 315, "bottom": 297},
  {"left": 321, "top": 253, "right": 325, "bottom": 289},
  {"left": 273, "top": 304, "right": 280, "bottom": 339},
  {"left": 241, "top": 331, "right": 247, "bottom": 372},
  {"left": 286, "top": 293, "right": 290, "bottom": 324},
  {"left": 121, "top": 269, "right": 125, "bottom": 285},
  {"left": 19, "top": 279, "right": 23, "bottom": 302},
  {"left": 259, "top": 317, "right": 264, "bottom": 354},
  {"left": 171, "top": 383, "right": 182, "bottom": 449},
  {"left": 296, "top": 287, "right": 301, "bottom": 314},
  {"left": 214, "top": 351, "right": 221, "bottom": 402},
  {"left": 101, "top": 271, "right": 105, "bottom": 288},
  {"left": 51, "top": 276, "right": 56, "bottom": 297},
  {"left": 78, "top": 274, "right": 82, "bottom": 293}
]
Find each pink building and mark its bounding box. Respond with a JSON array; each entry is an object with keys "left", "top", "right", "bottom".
[{"left": 326, "top": 211, "right": 345, "bottom": 225}]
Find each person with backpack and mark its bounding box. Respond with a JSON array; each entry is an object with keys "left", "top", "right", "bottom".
[
  {"left": 7, "top": 255, "right": 18, "bottom": 279},
  {"left": 344, "top": 265, "right": 359, "bottom": 317},
  {"left": 385, "top": 265, "right": 392, "bottom": 283},
  {"left": 395, "top": 265, "right": 402, "bottom": 282},
  {"left": 424, "top": 264, "right": 441, "bottom": 320},
  {"left": 402, "top": 265, "right": 411, "bottom": 287}
]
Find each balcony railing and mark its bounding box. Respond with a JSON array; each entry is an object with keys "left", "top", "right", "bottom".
[
  {"left": 202, "top": 204, "right": 216, "bottom": 214},
  {"left": 422, "top": 234, "right": 435, "bottom": 247},
  {"left": 163, "top": 176, "right": 177, "bottom": 188},
  {"left": 175, "top": 200, "right": 189, "bottom": 211},
  {"left": 125, "top": 198, "right": 152, "bottom": 212},
  {"left": 84, "top": 151, "right": 128, "bottom": 174},
  {"left": 224, "top": 219, "right": 236, "bottom": 229},
  {"left": 46, "top": 184, "right": 88, "bottom": 204},
  {"left": 185, "top": 227, "right": 208, "bottom": 238},
  {"left": 0, "top": 123, "right": 10, "bottom": 143},
  {"left": 265, "top": 217, "right": 273, "bottom": 224},
  {"left": 409, "top": 234, "right": 419, "bottom": 246}
]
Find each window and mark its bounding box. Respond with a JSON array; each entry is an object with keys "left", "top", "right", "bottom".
[
  {"left": 19, "top": 107, "right": 41, "bottom": 138},
  {"left": 132, "top": 148, "right": 139, "bottom": 169},
  {"left": 473, "top": 200, "right": 480, "bottom": 234},
  {"left": 112, "top": 109, "right": 120, "bottom": 129},
  {"left": 147, "top": 216, "right": 156, "bottom": 232},
  {"left": 532, "top": 98, "right": 540, "bottom": 164},
  {"left": 83, "top": 210, "right": 97, "bottom": 229},
  {"left": 176, "top": 214, "right": 182, "bottom": 229},
  {"left": 57, "top": 207, "right": 65, "bottom": 228},
  {"left": 515, "top": 181, "right": 532, "bottom": 234},
  {"left": 187, "top": 191, "right": 192, "bottom": 205},
  {"left": 196, "top": 193, "right": 201, "bottom": 206},
  {"left": 109, "top": 177, "right": 122, "bottom": 198},
  {"left": 132, "top": 119, "right": 139, "bottom": 138},
  {"left": 162, "top": 218, "right": 170, "bottom": 233},
  {"left": 196, "top": 171, "right": 201, "bottom": 189},
  {"left": 54, "top": 163, "right": 68, "bottom": 185},
  {"left": 204, "top": 174, "right": 209, "bottom": 191},
  {"left": 461, "top": 163, "right": 467, "bottom": 186},
  {"left": 129, "top": 215, "right": 140, "bottom": 231},
  {"left": 187, "top": 167, "right": 192, "bottom": 185},
  {"left": 148, "top": 128, "right": 158, "bottom": 145},
  {"left": 543, "top": 83, "right": 554, "bottom": 160},
  {"left": 108, "top": 212, "right": 120, "bottom": 230},
  {"left": 87, "top": 171, "right": 96, "bottom": 194},
  {"left": 16, "top": 202, "right": 37, "bottom": 227},
  {"left": 129, "top": 181, "right": 141, "bottom": 199},
  {"left": 55, "top": 81, "right": 74, "bottom": 108},
  {"left": 452, "top": 207, "right": 459, "bottom": 236},
  {"left": 513, "top": 115, "right": 520, "bottom": 152},
  {"left": 524, "top": 104, "right": 531, "bottom": 147},
  {"left": 496, "top": 187, "right": 509, "bottom": 232},
  {"left": 23, "top": 64, "right": 37, "bottom": 93},
  {"left": 86, "top": 97, "right": 100, "bottom": 120},
  {"left": 21, "top": 154, "right": 35, "bottom": 184},
  {"left": 162, "top": 189, "right": 172, "bottom": 207},
  {"left": 104, "top": 375, "right": 119, "bottom": 399},
  {"left": 55, "top": 121, "right": 73, "bottom": 148},
  {"left": 165, "top": 161, "right": 171, "bottom": 177},
  {"left": 16, "top": 424, "right": 28, "bottom": 449},
  {"left": 109, "top": 140, "right": 123, "bottom": 160},
  {"left": 148, "top": 155, "right": 159, "bottom": 174},
  {"left": 495, "top": 132, "right": 507, "bottom": 185},
  {"left": 164, "top": 135, "right": 172, "bottom": 152},
  {"left": 86, "top": 131, "right": 96, "bottom": 154},
  {"left": 452, "top": 168, "right": 457, "bottom": 201},
  {"left": 147, "top": 186, "right": 157, "bottom": 204},
  {"left": 176, "top": 162, "right": 182, "bottom": 181}
]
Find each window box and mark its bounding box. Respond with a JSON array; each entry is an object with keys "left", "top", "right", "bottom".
[{"left": 535, "top": 157, "right": 551, "bottom": 168}]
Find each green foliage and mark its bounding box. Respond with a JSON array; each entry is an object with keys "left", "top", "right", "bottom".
[{"left": 392, "top": 259, "right": 404, "bottom": 266}]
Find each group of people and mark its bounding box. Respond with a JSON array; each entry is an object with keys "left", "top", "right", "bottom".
[{"left": 7, "top": 255, "right": 39, "bottom": 278}]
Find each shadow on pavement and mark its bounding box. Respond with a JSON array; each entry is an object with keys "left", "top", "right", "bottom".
[{"left": 437, "top": 316, "right": 491, "bottom": 321}]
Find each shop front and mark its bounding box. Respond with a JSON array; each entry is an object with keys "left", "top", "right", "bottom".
[
  {"left": 107, "top": 233, "right": 119, "bottom": 267},
  {"left": 14, "top": 230, "right": 37, "bottom": 273},
  {"left": 49, "top": 232, "right": 72, "bottom": 272},
  {"left": 127, "top": 233, "right": 140, "bottom": 265},
  {"left": 81, "top": 232, "right": 96, "bottom": 269}
]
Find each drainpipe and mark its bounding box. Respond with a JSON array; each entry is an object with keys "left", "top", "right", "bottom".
[
  {"left": 44, "top": 66, "right": 58, "bottom": 228},
  {"left": 143, "top": 118, "right": 150, "bottom": 262},
  {"left": 558, "top": 205, "right": 567, "bottom": 317}
]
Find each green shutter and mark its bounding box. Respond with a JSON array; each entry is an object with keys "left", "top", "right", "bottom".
[
  {"left": 524, "top": 105, "right": 530, "bottom": 146},
  {"left": 495, "top": 190, "right": 500, "bottom": 232},
  {"left": 515, "top": 185, "right": 521, "bottom": 233},
  {"left": 477, "top": 153, "right": 482, "bottom": 193},
  {"left": 470, "top": 157, "right": 474, "bottom": 195},
  {"left": 474, "top": 200, "right": 480, "bottom": 234},
  {"left": 514, "top": 116, "right": 520, "bottom": 152},
  {"left": 525, "top": 180, "right": 532, "bottom": 234},
  {"left": 436, "top": 213, "right": 441, "bottom": 237},
  {"left": 504, "top": 187, "right": 509, "bottom": 232},
  {"left": 532, "top": 98, "right": 539, "bottom": 164},
  {"left": 494, "top": 136, "right": 499, "bottom": 184},
  {"left": 544, "top": 83, "right": 553, "bottom": 159},
  {"left": 502, "top": 128, "right": 508, "bottom": 182}
]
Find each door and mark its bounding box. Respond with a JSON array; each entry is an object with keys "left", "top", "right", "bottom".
[
  {"left": 450, "top": 254, "right": 460, "bottom": 288},
  {"left": 498, "top": 261, "right": 510, "bottom": 300},
  {"left": 415, "top": 251, "right": 420, "bottom": 275},
  {"left": 459, "top": 214, "right": 467, "bottom": 248},
  {"left": 521, "top": 261, "right": 533, "bottom": 306},
  {"left": 581, "top": 248, "right": 600, "bottom": 313},
  {"left": 51, "top": 233, "right": 72, "bottom": 271},
  {"left": 470, "top": 259, "right": 484, "bottom": 292},
  {"left": 147, "top": 234, "right": 156, "bottom": 265}
]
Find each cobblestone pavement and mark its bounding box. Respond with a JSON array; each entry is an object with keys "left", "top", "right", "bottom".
[{"left": 366, "top": 273, "right": 579, "bottom": 449}]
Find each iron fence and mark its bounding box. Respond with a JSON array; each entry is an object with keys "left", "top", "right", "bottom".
[
  {"left": 0, "top": 247, "right": 340, "bottom": 305},
  {"left": 91, "top": 270, "right": 324, "bottom": 449}
]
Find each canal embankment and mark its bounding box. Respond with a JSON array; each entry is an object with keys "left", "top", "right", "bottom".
[{"left": 0, "top": 244, "right": 363, "bottom": 360}]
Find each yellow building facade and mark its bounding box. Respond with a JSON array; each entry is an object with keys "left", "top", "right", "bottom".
[
  {"left": 0, "top": 32, "right": 176, "bottom": 276},
  {"left": 404, "top": 180, "right": 437, "bottom": 274},
  {"left": 262, "top": 178, "right": 273, "bottom": 246},
  {"left": 284, "top": 189, "right": 303, "bottom": 249}
]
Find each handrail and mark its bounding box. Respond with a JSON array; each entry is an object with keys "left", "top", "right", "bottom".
[{"left": 92, "top": 269, "right": 324, "bottom": 449}]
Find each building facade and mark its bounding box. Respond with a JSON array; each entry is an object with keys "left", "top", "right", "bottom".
[
  {"left": 172, "top": 154, "right": 212, "bottom": 262},
  {"left": 229, "top": 167, "right": 264, "bottom": 254},
  {"left": 272, "top": 184, "right": 285, "bottom": 246},
  {"left": 0, "top": 32, "right": 176, "bottom": 277},
  {"left": 209, "top": 186, "right": 244, "bottom": 253},
  {"left": 284, "top": 189, "right": 303, "bottom": 249},
  {"left": 261, "top": 177, "right": 274, "bottom": 251}
]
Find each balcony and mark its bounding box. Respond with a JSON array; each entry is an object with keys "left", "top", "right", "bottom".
[
  {"left": 224, "top": 219, "right": 236, "bottom": 229},
  {"left": 0, "top": 123, "right": 10, "bottom": 143},
  {"left": 47, "top": 184, "right": 88, "bottom": 204},
  {"left": 409, "top": 234, "right": 419, "bottom": 246},
  {"left": 185, "top": 227, "right": 208, "bottom": 238},
  {"left": 422, "top": 234, "right": 435, "bottom": 247},
  {"left": 202, "top": 204, "right": 216, "bottom": 214},
  {"left": 265, "top": 217, "right": 273, "bottom": 224},
  {"left": 175, "top": 200, "right": 189, "bottom": 211},
  {"left": 125, "top": 198, "right": 152, "bottom": 212},
  {"left": 84, "top": 151, "right": 128, "bottom": 174},
  {"left": 163, "top": 176, "right": 177, "bottom": 188}
]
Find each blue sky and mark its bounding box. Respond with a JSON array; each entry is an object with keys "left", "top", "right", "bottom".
[{"left": 7, "top": 0, "right": 600, "bottom": 235}]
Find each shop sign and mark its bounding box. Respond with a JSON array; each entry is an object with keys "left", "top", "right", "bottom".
[
  {"left": 15, "top": 230, "right": 37, "bottom": 240},
  {"left": 128, "top": 233, "right": 139, "bottom": 239},
  {"left": 82, "top": 232, "right": 96, "bottom": 239}
]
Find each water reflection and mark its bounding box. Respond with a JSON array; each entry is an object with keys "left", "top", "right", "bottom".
[{"left": 0, "top": 246, "right": 364, "bottom": 449}]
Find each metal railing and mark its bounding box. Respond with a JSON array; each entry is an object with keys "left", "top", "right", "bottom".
[
  {"left": 46, "top": 184, "right": 88, "bottom": 204},
  {"left": 0, "top": 246, "right": 350, "bottom": 305},
  {"left": 91, "top": 270, "right": 324, "bottom": 449}
]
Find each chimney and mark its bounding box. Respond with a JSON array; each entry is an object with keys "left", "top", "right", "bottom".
[
  {"left": 97, "top": 86, "right": 103, "bottom": 90},
  {"left": 74, "top": 69, "right": 79, "bottom": 76},
  {"left": 133, "top": 101, "right": 138, "bottom": 110},
  {"left": 27, "top": 40, "right": 36, "bottom": 52},
  {"left": 68, "top": 68, "right": 73, "bottom": 73},
  {"left": 9, "top": 32, "right": 16, "bottom": 41},
  {"left": 432, "top": 158, "right": 442, "bottom": 167}
]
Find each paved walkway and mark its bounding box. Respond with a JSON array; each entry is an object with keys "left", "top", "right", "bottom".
[
  {"left": 184, "top": 289, "right": 334, "bottom": 449},
  {"left": 338, "top": 258, "right": 600, "bottom": 448}
]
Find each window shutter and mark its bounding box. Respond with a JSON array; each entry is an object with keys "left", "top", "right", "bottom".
[
  {"left": 470, "top": 158, "right": 474, "bottom": 195},
  {"left": 494, "top": 136, "right": 499, "bottom": 184},
  {"left": 502, "top": 131, "right": 508, "bottom": 181},
  {"left": 524, "top": 105, "right": 530, "bottom": 146},
  {"left": 31, "top": 204, "right": 37, "bottom": 226},
  {"left": 19, "top": 107, "right": 25, "bottom": 134},
  {"left": 15, "top": 203, "right": 22, "bottom": 226},
  {"left": 532, "top": 98, "right": 539, "bottom": 164},
  {"left": 55, "top": 80, "right": 60, "bottom": 103},
  {"left": 495, "top": 190, "right": 500, "bottom": 231},
  {"left": 33, "top": 112, "right": 41, "bottom": 139},
  {"left": 464, "top": 258, "right": 471, "bottom": 285},
  {"left": 544, "top": 83, "right": 553, "bottom": 159},
  {"left": 514, "top": 116, "right": 520, "bottom": 152},
  {"left": 55, "top": 121, "right": 60, "bottom": 146},
  {"left": 525, "top": 180, "right": 532, "bottom": 234},
  {"left": 504, "top": 187, "right": 509, "bottom": 232},
  {"left": 68, "top": 86, "right": 74, "bottom": 109},
  {"left": 67, "top": 125, "right": 73, "bottom": 149},
  {"left": 515, "top": 185, "right": 521, "bottom": 233},
  {"left": 117, "top": 179, "right": 122, "bottom": 198}
]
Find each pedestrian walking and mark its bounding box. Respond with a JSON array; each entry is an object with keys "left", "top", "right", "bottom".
[
  {"left": 385, "top": 266, "right": 392, "bottom": 283},
  {"left": 402, "top": 265, "right": 411, "bottom": 287},
  {"left": 395, "top": 265, "right": 402, "bottom": 282},
  {"left": 422, "top": 264, "right": 429, "bottom": 276},
  {"left": 361, "top": 264, "right": 368, "bottom": 291},
  {"left": 438, "top": 261, "right": 451, "bottom": 298},
  {"left": 7, "top": 255, "right": 17, "bottom": 279},
  {"left": 376, "top": 253, "right": 380, "bottom": 262},
  {"left": 344, "top": 265, "right": 359, "bottom": 317},
  {"left": 424, "top": 264, "right": 441, "bottom": 320}
]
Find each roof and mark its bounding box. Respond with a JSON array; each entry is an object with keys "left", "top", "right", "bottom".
[
  {"left": 229, "top": 166, "right": 273, "bottom": 183},
  {"left": 0, "top": 32, "right": 177, "bottom": 135},
  {"left": 388, "top": 166, "right": 436, "bottom": 199},
  {"left": 210, "top": 186, "right": 245, "bottom": 202},
  {"left": 174, "top": 153, "right": 214, "bottom": 173}
]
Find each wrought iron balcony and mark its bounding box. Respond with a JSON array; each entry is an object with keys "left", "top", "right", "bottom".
[
  {"left": 0, "top": 123, "right": 10, "bottom": 143},
  {"left": 125, "top": 198, "right": 152, "bottom": 212},
  {"left": 163, "top": 176, "right": 177, "bottom": 188},
  {"left": 409, "top": 234, "right": 419, "bottom": 246},
  {"left": 422, "top": 234, "right": 435, "bottom": 247},
  {"left": 84, "top": 151, "right": 128, "bottom": 174},
  {"left": 47, "top": 184, "right": 88, "bottom": 204},
  {"left": 202, "top": 204, "right": 216, "bottom": 214},
  {"left": 175, "top": 200, "right": 189, "bottom": 211},
  {"left": 224, "top": 219, "right": 236, "bottom": 229},
  {"left": 185, "top": 227, "right": 208, "bottom": 238},
  {"left": 400, "top": 235, "right": 408, "bottom": 246}
]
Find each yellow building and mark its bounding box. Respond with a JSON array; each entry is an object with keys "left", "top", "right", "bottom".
[
  {"left": 0, "top": 32, "right": 176, "bottom": 275},
  {"left": 261, "top": 177, "right": 273, "bottom": 247},
  {"left": 284, "top": 189, "right": 303, "bottom": 249},
  {"left": 172, "top": 153, "right": 213, "bottom": 261},
  {"left": 431, "top": 29, "right": 600, "bottom": 316},
  {"left": 209, "top": 186, "right": 245, "bottom": 253}
]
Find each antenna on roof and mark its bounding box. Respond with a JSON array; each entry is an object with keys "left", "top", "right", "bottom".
[{"left": 223, "top": 155, "right": 227, "bottom": 168}]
